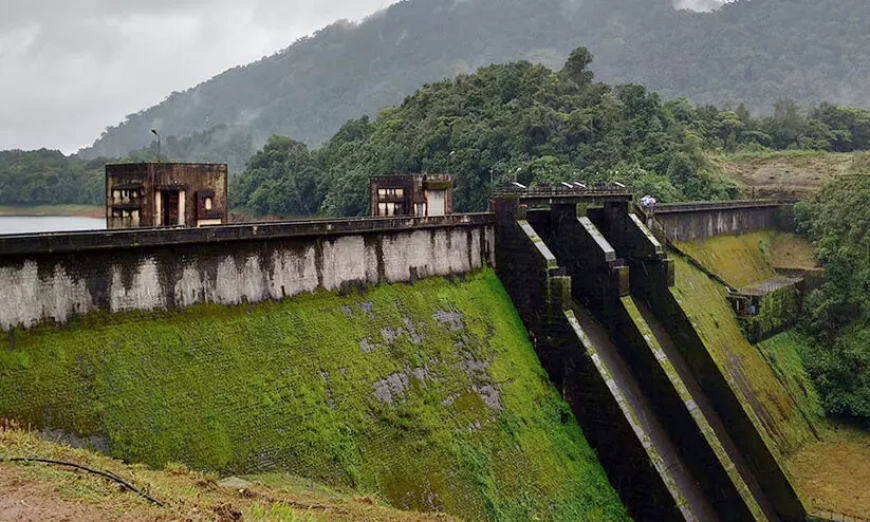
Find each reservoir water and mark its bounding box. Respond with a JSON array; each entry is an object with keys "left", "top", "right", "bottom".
[{"left": 0, "top": 216, "right": 106, "bottom": 235}]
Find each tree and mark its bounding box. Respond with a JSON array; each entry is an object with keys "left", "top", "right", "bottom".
[{"left": 562, "top": 47, "right": 595, "bottom": 89}]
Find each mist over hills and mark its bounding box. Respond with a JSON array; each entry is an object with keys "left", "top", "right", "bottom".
[{"left": 79, "top": 0, "right": 870, "bottom": 160}]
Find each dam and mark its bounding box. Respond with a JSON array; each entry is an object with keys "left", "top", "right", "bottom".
[{"left": 0, "top": 187, "right": 839, "bottom": 521}]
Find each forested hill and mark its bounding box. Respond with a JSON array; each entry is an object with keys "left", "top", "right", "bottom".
[{"left": 79, "top": 0, "right": 870, "bottom": 159}]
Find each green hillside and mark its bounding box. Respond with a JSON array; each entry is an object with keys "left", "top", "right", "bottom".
[
  {"left": 0, "top": 269, "right": 629, "bottom": 521},
  {"left": 79, "top": 0, "right": 870, "bottom": 159}
]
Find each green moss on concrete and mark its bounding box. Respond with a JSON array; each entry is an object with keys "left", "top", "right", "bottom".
[
  {"left": 756, "top": 331, "right": 825, "bottom": 434},
  {"left": 670, "top": 254, "right": 818, "bottom": 456},
  {"left": 0, "top": 268, "right": 629, "bottom": 522},
  {"left": 621, "top": 297, "right": 765, "bottom": 521},
  {"left": 675, "top": 231, "right": 778, "bottom": 288},
  {"left": 740, "top": 285, "right": 802, "bottom": 343}
]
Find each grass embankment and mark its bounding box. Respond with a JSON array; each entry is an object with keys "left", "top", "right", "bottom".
[
  {"left": 769, "top": 233, "right": 820, "bottom": 271},
  {"left": 674, "top": 231, "right": 778, "bottom": 289},
  {"left": 0, "top": 205, "right": 103, "bottom": 217},
  {"left": 710, "top": 150, "right": 862, "bottom": 200},
  {"left": 0, "top": 269, "right": 629, "bottom": 522},
  {"left": 0, "top": 428, "right": 451, "bottom": 522}
]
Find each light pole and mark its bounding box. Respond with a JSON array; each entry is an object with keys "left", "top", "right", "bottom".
[
  {"left": 447, "top": 150, "right": 455, "bottom": 176},
  {"left": 151, "top": 129, "right": 161, "bottom": 163}
]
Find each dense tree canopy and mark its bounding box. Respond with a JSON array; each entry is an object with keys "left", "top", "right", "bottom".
[
  {"left": 4, "top": 47, "right": 870, "bottom": 215},
  {"left": 230, "top": 50, "right": 870, "bottom": 217},
  {"left": 0, "top": 150, "right": 104, "bottom": 206},
  {"left": 79, "top": 0, "right": 870, "bottom": 160},
  {"left": 231, "top": 54, "right": 737, "bottom": 216},
  {"left": 796, "top": 157, "right": 870, "bottom": 422}
]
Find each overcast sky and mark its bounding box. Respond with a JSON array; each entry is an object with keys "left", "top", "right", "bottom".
[
  {"left": 0, "top": 0, "right": 401, "bottom": 153},
  {"left": 1, "top": 0, "right": 730, "bottom": 154}
]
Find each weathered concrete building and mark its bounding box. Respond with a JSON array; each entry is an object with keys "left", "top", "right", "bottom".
[
  {"left": 369, "top": 175, "right": 452, "bottom": 217},
  {"left": 106, "top": 163, "right": 228, "bottom": 229}
]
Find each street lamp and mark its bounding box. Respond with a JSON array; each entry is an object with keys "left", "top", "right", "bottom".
[
  {"left": 151, "top": 129, "right": 161, "bottom": 163},
  {"left": 447, "top": 150, "right": 455, "bottom": 176}
]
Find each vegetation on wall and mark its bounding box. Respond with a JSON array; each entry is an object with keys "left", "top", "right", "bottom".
[
  {"left": 0, "top": 269, "right": 629, "bottom": 521},
  {"left": 673, "top": 231, "right": 779, "bottom": 289},
  {"left": 795, "top": 156, "right": 870, "bottom": 424},
  {"left": 670, "top": 254, "right": 819, "bottom": 455}
]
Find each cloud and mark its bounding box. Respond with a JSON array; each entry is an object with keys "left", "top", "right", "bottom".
[
  {"left": 672, "top": 0, "right": 737, "bottom": 13},
  {"left": 0, "top": 0, "right": 400, "bottom": 153}
]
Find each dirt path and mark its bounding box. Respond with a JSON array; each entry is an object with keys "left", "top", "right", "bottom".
[{"left": 0, "top": 466, "right": 150, "bottom": 522}]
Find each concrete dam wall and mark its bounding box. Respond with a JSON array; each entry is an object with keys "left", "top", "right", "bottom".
[
  {"left": 494, "top": 198, "right": 809, "bottom": 521},
  {"left": 650, "top": 200, "right": 788, "bottom": 241},
  {"left": 0, "top": 267, "right": 630, "bottom": 521},
  {"left": 0, "top": 201, "right": 818, "bottom": 521},
  {"left": 0, "top": 215, "right": 494, "bottom": 332}
]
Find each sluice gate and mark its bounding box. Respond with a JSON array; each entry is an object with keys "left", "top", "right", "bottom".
[{"left": 493, "top": 193, "right": 808, "bottom": 521}]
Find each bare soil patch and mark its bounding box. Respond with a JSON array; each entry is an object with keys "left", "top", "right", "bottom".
[
  {"left": 715, "top": 153, "right": 859, "bottom": 200},
  {"left": 0, "top": 466, "right": 147, "bottom": 522},
  {"left": 769, "top": 233, "right": 820, "bottom": 271},
  {"left": 0, "top": 429, "right": 455, "bottom": 522},
  {"left": 789, "top": 425, "right": 870, "bottom": 520}
]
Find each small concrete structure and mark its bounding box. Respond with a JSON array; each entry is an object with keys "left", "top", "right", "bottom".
[
  {"left": 106, "top": 163, "right": 228, "bottom": 229},
  {"left": 369, "top": 175, "right": 452, "bottom": 217},
  {"left": 728, "top": 277, "right": 804, "bottom": 342}
]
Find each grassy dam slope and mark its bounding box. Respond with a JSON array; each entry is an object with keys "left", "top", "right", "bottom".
[
  {"left": 671, "top": 252, "right": 819, "bottom": 455},
  {"left": 0, "top": 268, "right": 629, "bottom": 521},
  {"left": 669, "top": 242, "right": 870, "bottom": 519}
]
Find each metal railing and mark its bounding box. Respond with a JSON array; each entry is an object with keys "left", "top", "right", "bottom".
[
  {"left": 651, "top": 199, "right": 782, "bottom": 214},
  {"left": 492, "top": 184, "right": 633, "bottom": 199}
]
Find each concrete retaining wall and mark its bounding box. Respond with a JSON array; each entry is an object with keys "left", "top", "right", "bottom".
[
  {"left": 0, "top": 215, "right": 494, "bottom": 332},
  {"left": 614, "top": 296, "right": 761, "bottom": 521},
  {"left": 651, "top": 201, "right": 784, "bottom": 242}
]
